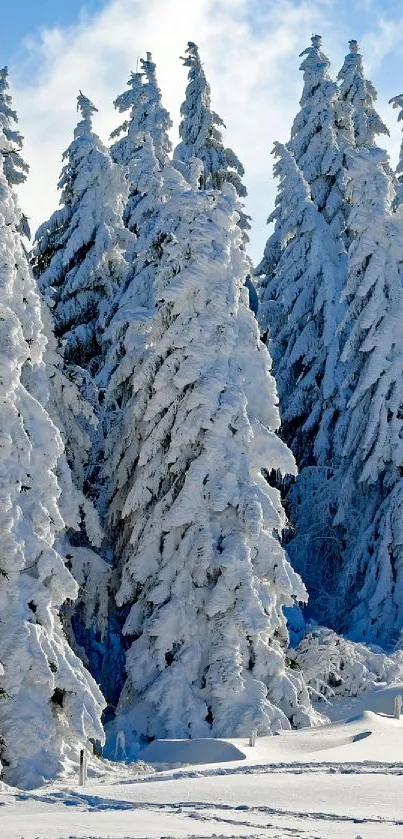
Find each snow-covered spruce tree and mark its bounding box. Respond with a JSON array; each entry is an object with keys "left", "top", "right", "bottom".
[
  {"left": 0, "top": 66, "right": 29, "bottom": 192},
  {"left": 255, "top": 145, "right": 347, "bottom": 633},
  {"left": 254, "top": 41, "right": 353, "bottom": 636},
  {"left": 256, "top": 35, "right": 352, "bottom": 357},
  {"left": 288, "top": 147, "right": 403, "bottom": 643},
  {"left": 103, "top": 57, "right": 173, "bottom": 377},
  {"left": 1, "top": 68, "right": 104, "bottom": 566},
  {"left": 337, "top": 40, "right": 389, "bottom": 150},
  {"left": 31, "top": 94, "right": 127, "bottom": 694},
  {"left": 287, "top": 35, "right": 352, "bottom": 238},
  {"left": 0, "top": 67, "right": 43, "bottom": 376},
  {"left": 256, "top": 143, "right": 345, "bottom": 470},
  {"left": 32, "top": 93, "right": 130, "bottom": 377},
  {"left": 100, "top": 137, "right": 166, "bottom": 400},
  {"left": 111, "top": 52, "right": 172, "bottom": 172},
  {"left": 174, "top": 43, "right": 249, "bottom": 228},
  {"left": 0, "top": 127, "right": 104, "bottom": 790},
  {"left": 328, "top": 145, "right": 403, "bottom": 645},
  {"left": 105, "top": 165, "right": 316, "bottom": 740},
  {"left": 96, "top": 139, "right": 173, "bottom": 702},
  {"left": 390, "top": 93, "right": 403, "bottom": 208},
  {"left": 174, "top": 40, "right": 254, "bottom": 306}
]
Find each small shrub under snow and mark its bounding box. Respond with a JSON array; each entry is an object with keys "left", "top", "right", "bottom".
[{"left": 289, "top": 625, "right": 403, "bottom": 701}]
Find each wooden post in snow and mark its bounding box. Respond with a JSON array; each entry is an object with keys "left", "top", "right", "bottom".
[
  {"left": 394, "top": 695, "right": 402, "bottom": 719},
  {"left": 249, "top": 729, "right": 257, "bottom": 747},
  {"left": 79, "top": 748, "right": 87, "bottom": 785},
  {"left": 115, "top": 729, "right": 127, "bottom": 761}
]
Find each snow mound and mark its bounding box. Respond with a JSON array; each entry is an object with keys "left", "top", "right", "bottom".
[
  {"left": 326, "top": 683, "right": 403, "bottom": 722},
  {"left": 139, "top": 738, "right": 246, "bottom": 767}
]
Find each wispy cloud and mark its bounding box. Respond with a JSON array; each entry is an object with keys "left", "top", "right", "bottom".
[{"left": 9, "top": 0, "right": 403, "bottom": 261}]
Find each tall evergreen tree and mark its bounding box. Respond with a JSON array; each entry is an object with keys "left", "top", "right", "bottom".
[
  {"left": 104, "top": 162, "right": 314, "bottom": 740},
  {"left": 101, "top": 137, "right": 166, "bottom": 392},
  {"left": 290, "top": 143, "right": 403, "bottom": 644},
  {"left": 390, "top": 93, "right": 403, "bottom": 208},
  {"left": 330, "top": 146, "right": 403, "bottom": 644},
  {"left": 0, "top": 66, "right": 29, "bottom": 190},
  {"left": 255, "top": 39, "right": 352, "bottom": 639},
  {"left": 337, "top": 40, "right": 389, "bottom": 150},
  {"left": 174, "top": 39, "right": 253, "bottom": 314},
  {"left": 0, "top": 108, "right": 104, "bottom": 790},
  {"left": 31, "top": 94, "right": 129, "bottom": 695},
  {"left": 174, "top": 43, "right": 248, "bottom": 214},
  {"left": 288, "top": 35, "right": 352, "bottom": 237},
  {"left": 32, "top": 93, "right": 130, "bottom": 376},
  {"left": 111, "top": 53, "right": 172, "bottom": 172},
  {"left": 257, "top": 144, "right": 345, "bottom": 468},
  {"left": 256, "top": 35, "right": 352, "bottom": 351},
  {"left": 0, "top": 67, "right": 42, "bottom": 364},
  {"left": 101, "top": 62, "right": 174, "bottom": 505}
]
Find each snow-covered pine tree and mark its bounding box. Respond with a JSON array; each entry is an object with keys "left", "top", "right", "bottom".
[
  {"left": 111, "top": 53, "right": 172, "bottom": 174},
  {"left": 337, "top": 40, "right": 389, "bottom": 150},
  {"left": 0, "top": 66, "right": 29, "bottom": 191},
  {"left": 0, "top": 112, "right": 104, "bottom": 790},
  {"left": 174, "top": 43, "right": 250, "bottom": 231},
  {"left": 255, "top": 41, "right": 353, "bottom": 640},
  {"left": 277, "top": 40, "right": 398, "bottom": 642},
  {"left": 100, "top": 136, "right": 165, "bottom": 398},
  {"left": 0, "top": 66, "right": 43, "bottom": 373},
  {"left": 95, "top": 135, "right": 171, "bottom": 704},
  {"left": 390, "top": 93, "right": 403, "bottom": 208},
  {"left": 329, "top": 145, "right": 403, "bottom": 644},
  {"left": 174, "top": 39, "right": 255, "bottom": 310},
  {"left": 287, "top": 35, "right": 351, "bottom": 237},
  {"left": 255, "top": 145, "right": 347, "bottom": 632},
  {"left": 32, "top": 93, "right": 130, "bottom": 377},
  {"left": 103, "top": 56, "right": 173, "bottom": 367},
  {"left": 105, "top": 161, "right": 316, "bottom": 741},
  {"left": 256, "top": 143, "right": 345, "bottom": 469},
  {"left": 256, "top": 35, "right": 352, "bottom": 354},
  {"left": 101, "top": 58, "right": 174, "bottom": 498},
  {"left": 31, "top": 94, "right": 128, "bottom": 695}
]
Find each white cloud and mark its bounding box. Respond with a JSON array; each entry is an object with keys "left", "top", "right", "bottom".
[{"left": 9, "top": 0, "right": 403, "bottom": 261}]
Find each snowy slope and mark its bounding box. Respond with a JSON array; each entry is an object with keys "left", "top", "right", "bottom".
[{"left": 2, "top": 686, "right": 403, "bottom": 838}]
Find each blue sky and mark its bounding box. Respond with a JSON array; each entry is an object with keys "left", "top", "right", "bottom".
[
  {"left": 1, "top": 1, "right": 107, "bottom": 63},
  {"left": 4, "top": 0, "right": 403, "bottom": 259}
]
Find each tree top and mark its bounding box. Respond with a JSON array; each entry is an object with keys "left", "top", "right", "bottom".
[{"left": 77, "top": 92, "right": 98, "bottom": 124}]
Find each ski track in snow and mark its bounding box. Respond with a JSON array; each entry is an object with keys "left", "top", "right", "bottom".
[
  {"left": 58, "top": 834, "right": 325, "bottom": 839},
  {"left": 36, "top": 831, "right": 329, "bottom": 839},
  {"left": 10, "top": 780, "right": 403, "bottom": 839},
  {"left": 99, "top": 759, "right": 403, "bottom": 785}
]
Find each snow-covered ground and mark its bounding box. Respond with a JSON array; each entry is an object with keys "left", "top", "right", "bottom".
[{"left": 2, "top": 684, "right": 403, "bottom": 839}]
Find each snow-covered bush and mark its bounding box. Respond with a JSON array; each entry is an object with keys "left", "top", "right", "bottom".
[{"left": 290, "top": 625, "right": 403, "bottom": 701}]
